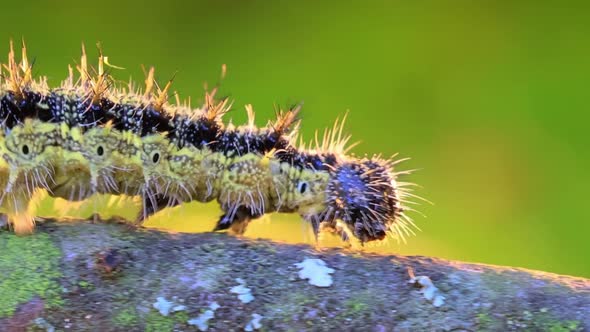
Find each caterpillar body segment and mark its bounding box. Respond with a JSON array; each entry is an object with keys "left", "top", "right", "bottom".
[
  {"left": 136, "top": 105, "right": 303, "bottom": 230},
  {"left": 166, "top": 145, "right": 211, "bottom": 202},
  {"left": 0, "top": 119, "right": 61, "bottom": 233},
  {"left": 3, "top": 119, "right": 60, "bottom": 192},
  {"left": 0, "top": 41, "right": 419, "bottom": 244},
  {"left": 81, "top": 124, "right": 130, "bottom": 195},
  {"left": 47, "top": 125, "right": 89, "bottom": 201}
]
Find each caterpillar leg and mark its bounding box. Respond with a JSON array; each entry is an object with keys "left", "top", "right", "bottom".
[
  {"left": 3, "top": 193, "right": 36, "bottom": 235},
  {"left": 307, "top": 217, "right": 350, "bottom": 243},
  {"left": 0, "top": 210, "right": 35, "bottom": 235},
  {"left": 134, "top": 194, "right": 181, "bottom": 225},
  {"left": 213, "top": 206, "right": 262, "bottom": 235},
  {"left": 11, "top": 212, "right": 35, "bottom": 235},
  {"left": 319, "top": 220, "right": 351, "bottom": 242}
]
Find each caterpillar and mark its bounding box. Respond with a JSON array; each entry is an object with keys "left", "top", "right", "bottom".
[{"left": 0, "top": 40, "right": 420, "bottom": 243}]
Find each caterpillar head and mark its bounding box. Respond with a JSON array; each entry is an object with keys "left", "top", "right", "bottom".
[{"left": 322, "top": 157, "right": 409, "bottom": 243}]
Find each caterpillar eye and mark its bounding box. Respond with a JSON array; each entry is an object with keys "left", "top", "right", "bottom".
[
  {"left": 297, "top": 181, "right": 308, "bottom": 194},
  {"left": 152, "top": 152, "right": 160, "bottom": 164},
  {"left": 97, "top": 146, "right": 104, "bottom": 156},
  {"left": 22, "top": 144, "right": 29, "bottom": 155}
]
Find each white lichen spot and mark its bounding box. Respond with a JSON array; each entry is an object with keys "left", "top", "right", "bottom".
[
  {"left": 173, "top": 304, "right": 187, "bottom": 312},
  {"left": 230, "top": 278, "right": 255, "bottom": 303},
  {"left": 33, "top": 318, "right": 55, "bottom": 332},
  {"left": 295, "top": 258, "right": 334, "bottom": 287},
  {"left": 153, "top": 296, "right": 188, "bottom": 316},
  {"left": 188, "top": 302, "right": 220, "bottom": 332},
  {"left": 408, "top": 268, "right": 446, "bottom": 307},
  {"left": 244, "top": 313, "right": 263, "bottom": 331},
  {"left": 209, "top": 302, "right": 220, "bottom": 311},
  {"left": 153, "top": 297, "right": 173, "bottom": 316}
]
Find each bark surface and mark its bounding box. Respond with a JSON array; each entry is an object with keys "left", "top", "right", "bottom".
[{"left": 0, "top": 221, "right": 588, "bottom": 332}]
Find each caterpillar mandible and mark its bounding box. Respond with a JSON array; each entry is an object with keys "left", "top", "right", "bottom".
[{"left": 0, "top": 40, "right": 421, "bottom": 243}]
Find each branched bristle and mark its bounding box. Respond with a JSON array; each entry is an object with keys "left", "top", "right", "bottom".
[
  {"left": 245, "top": 104, "right": 256, "bottom": 130},
  {"left": 271, "top": 104, "right": 301, "bottom": 136},
  {"left": 143, "top": 66, "right": 156, "bottom": 99},
  {"left": 3, "top": 39, "right": 32, "bottom": 98},
  {"left": 153, "top": 72, "right": 176, "bottom": 112},
  {"left": 203, "top": 91, "right": 231, "bottom": 121},
  {"left": 310, "top": 113, "right": 359, "bottom": 155}
]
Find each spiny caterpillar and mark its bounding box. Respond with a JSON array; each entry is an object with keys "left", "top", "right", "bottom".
[{"left": 0, "top": 41, "right": 421, "bottom": 243}]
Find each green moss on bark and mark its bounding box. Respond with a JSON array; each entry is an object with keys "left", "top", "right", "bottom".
[{"left": 0, "top": 232, "right": 63, "bottom": 317}]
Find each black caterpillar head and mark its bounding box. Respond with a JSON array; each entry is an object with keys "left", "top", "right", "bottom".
[{"left": 323, "top": 157, "right": 407, "bottom": 243}]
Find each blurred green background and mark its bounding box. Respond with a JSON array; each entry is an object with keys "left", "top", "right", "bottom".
[{"left": 2, "top": 1, "right": 589, "bottom": 277}]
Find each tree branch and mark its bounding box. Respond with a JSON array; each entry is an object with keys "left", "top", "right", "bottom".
[{"left": 0, "top": 221, "right": 588, "bottom": 331}]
